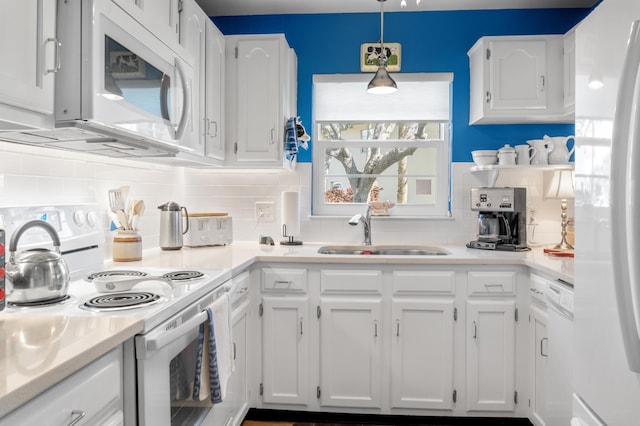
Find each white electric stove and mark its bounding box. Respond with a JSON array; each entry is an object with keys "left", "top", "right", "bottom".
[
  {"left": 0, "top": 204, "right": 230, "bottom": 332},
  {"left": 1, "top": 205, "right": 241, "bottom": 425}
]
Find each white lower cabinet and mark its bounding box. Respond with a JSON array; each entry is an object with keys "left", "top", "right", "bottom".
[
  {"left": 466, "top": 299, "right": 517, "bottom": 412},
  {"left": 0, "top": 346, "right": 123, "bottom": 426},
  {"left": 257, "top": 264, "right": 530, "bottom": 420},
  {"left": 529, "top": 304, "right": 548, "bottom": 426},
  {"left": 390, "top": 298, "right": 455, "bottom": 410},
  {"left": 230, "top": 297, "right": 250, "bottom": 426},
  {"left": 261, "top": 295, "right": 309, "bottom": 405},
  {"left": 319, "top": 297, "right": 383, "bottom": 408}
]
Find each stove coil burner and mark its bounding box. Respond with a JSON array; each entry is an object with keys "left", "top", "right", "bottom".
[
  {"left": 9, "top": 294, "right": 72, "bottom": 307},
  {"left": 162, "top": 270, "right": 204, "bottom": 282},
  {"left": 86, "top": 270, "right": 149, "bottom": 282},
  {"left": 82, "top": 292, "right": 161, "bottom": 311}
]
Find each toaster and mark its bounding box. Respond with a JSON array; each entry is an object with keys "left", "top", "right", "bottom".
[{"left": 183, "top": 214, "right": 232, "bottom": 247}]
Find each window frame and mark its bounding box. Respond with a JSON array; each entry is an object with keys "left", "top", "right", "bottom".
[{"left": 311, "top": 73, "right": 453, "bottom": 218}]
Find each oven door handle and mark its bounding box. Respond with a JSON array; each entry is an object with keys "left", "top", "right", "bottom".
[{"left": 138, "top": 309, "right": 208, "bottom": 357}]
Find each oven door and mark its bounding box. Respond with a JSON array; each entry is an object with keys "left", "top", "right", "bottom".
[
  {"left": 62, "top": 0, "right": 192, "bottom": 148},
  {"left": 134, "top": 298, "right": 233, "bottom": 425}
]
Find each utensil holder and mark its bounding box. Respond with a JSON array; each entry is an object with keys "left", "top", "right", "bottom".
[{"left": 113, "top": 230, "right": 142, "bottom": 262}]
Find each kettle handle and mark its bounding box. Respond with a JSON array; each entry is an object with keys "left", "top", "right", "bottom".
[
  {"left": 8, "top": 219, "right": 62, "bottom": 259},
  {"left": 181, "top": 207, "right": 189, "bottom": 234}
]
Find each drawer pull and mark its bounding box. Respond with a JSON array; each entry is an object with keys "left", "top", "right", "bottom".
[
  {"left": 274, "top": 280, "right": 293, "bottom": 287},
  {"left": 484, "top": 283, "right": 504, "bottom": 291},
  {"left": 67, "top": 410, "right": 85, "bottom": 426}
]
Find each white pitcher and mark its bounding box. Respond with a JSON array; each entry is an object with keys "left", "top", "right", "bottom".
[
  {"left": 544, "top": 135, "right": 575, "bottom": 164},
  {"left": 527, "top": 139, "right": 555, "bottom": 165}
]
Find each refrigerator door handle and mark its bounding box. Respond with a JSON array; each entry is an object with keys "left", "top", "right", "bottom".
[{"left": 610, "top": 19, "right": 640, "bottom": 373}]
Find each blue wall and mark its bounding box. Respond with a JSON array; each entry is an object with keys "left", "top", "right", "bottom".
[{"left": 212, "top": 8, "right": 590, "bottom": 163}]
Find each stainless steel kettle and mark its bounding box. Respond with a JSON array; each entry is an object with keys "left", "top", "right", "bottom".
[
  {"left": 5, "top": 220, "right": 70, "bottom": 303},
  {"left": 158, "top": 202, "right": 189, "bottom": 250}
]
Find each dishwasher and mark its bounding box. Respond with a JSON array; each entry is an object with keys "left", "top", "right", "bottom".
[{"left": 545, "top": 279, "right": 574, "bottom": 426}]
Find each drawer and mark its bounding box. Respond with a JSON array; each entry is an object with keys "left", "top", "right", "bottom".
[
  {"left": 0, "top": 348, "right": 122, "bottom": 426},
  {"left": 467, "top": 271, "right": 517, "bottom": 296},
  {"left": 392, "top": 270, "right": 456, "bottom": 295},
  {"left": 321, "top": 269, "right": 382, "bottom": 294},
  {"left": 262, "top": 268, "right": 307, "bottom": 293}
]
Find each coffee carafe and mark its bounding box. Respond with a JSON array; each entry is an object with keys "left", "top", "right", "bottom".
[{"left": 158, "top": 202, "right": 189, "bottom": 250}]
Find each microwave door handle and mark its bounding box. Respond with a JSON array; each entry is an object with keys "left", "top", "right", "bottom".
[
  {"left": 611, "top": 19, "right": 640, "bottom": 373},
  {"left": 159, "top": 74, "right": 171, "bottom": 121},
  {"left": 174, "top": 59, "right": 191, "bottom": 140}
]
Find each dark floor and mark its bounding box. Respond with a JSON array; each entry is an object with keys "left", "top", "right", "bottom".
[{"left": 242, "top": 409, "right": 534, "bottom": 426}]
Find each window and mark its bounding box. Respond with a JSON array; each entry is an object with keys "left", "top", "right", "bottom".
[{"left": 312, "top": 73, "right": 453, "bottom": 217}]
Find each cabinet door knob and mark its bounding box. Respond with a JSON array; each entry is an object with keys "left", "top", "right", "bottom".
[
  {"left": 473, "top": 321, "right": 478, "bottom": 339},
  {"left": 485, "top": 91, "right": 492, "bottom": 103},
  {"left": 541, "top": 337, "right": 548, "bottom": 357}
]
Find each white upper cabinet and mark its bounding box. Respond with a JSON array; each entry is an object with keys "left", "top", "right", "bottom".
[
  {"left": 111, "top": 0, "right": 181, "bottom": 50},
  {"left": 225, "top": 34, "right": 297, "bottom": 167},
  {"left": 468, "top": 35, "right": 571, "bottom": 124},
  {"left": 179, "top": 0, "right": 206, "bottom": 156},
  {"left": 563, "top": 28, "right": 576, "bottom": 114},
  {"left": 0, "top": 0, "right": 57, "bottom": 131},
  {"left": 176, "top": 0, "right": 225, "bottom": 165},
  {"left": 204, "top": 20, "right": 225, "bottom": 162}
]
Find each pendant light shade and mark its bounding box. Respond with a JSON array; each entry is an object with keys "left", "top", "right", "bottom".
[
  {"left": 367, "top": 65, "right": 397, "bottom": 94},
  {"left": 366, "top": 0, "right": 397, "bottom": 94}
]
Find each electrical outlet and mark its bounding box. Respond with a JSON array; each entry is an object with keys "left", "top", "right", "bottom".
[{"left": 255, "top": 202, "right": 275, "bottom": 222}]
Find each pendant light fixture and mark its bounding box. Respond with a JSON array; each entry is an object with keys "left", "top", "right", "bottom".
[{"left": 367, "top": 0, "right": 398, "bottom": 94}]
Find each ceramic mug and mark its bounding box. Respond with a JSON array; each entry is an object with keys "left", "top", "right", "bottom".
[
  {"left": 515, "top": 145, "right": 536, "bottom": 165},
  {"left": 527, "top": 139, "right": 555, "bottom": 165}
]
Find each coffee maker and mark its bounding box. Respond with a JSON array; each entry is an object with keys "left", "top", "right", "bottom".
[{"left": 467, "top": 187, "right": 528, "bottom": 251}]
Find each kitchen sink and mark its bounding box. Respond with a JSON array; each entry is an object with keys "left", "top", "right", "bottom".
[{"left": 317, "top": 244, "right": 451, "bottom": 256}]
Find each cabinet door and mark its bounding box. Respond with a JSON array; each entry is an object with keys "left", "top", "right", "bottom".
[
  {"left": 530, "top": 305, "right": 548, "bottom": 426},
  {"left": 230, "top": 299, "right": 250, "bottom": 426},
  {"left": 234, "top": 38, "right": 282, "bottom": 164},
  {"left": 261, "top": 296, "right": 309, "bottom": 405},
  {"left": 0, "top": 0, "right": 56, "bottom": 116},
  {"left": 319, "top": 298, "right": 382, "bottom": 408},
  {"left": 390, "top": 298, "right": 455, "bottom": 410},
  {"left": 112, "top": 0, "right": 180, "bottom": 46},
  {"left": 204, "top": 20, "right": 226, "bottom": 162},
  {"left": 563, "top": 29, "right": 576, "bottom": 111},
  {"left": 488, "top": 39, "right": 547, "bottom": 111},
  {"left": 466, "top": 299, "right": 516, "bottom": 412},
  {"left": 179, "top": 0, "right": 206, "bottom": 156}
]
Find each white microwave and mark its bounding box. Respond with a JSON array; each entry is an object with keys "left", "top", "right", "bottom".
[{"left": 1, "top": 0, "right": 195, "bottom": 158}]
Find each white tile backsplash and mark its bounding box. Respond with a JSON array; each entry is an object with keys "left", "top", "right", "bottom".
[{"left": 0, "top": 141, "right": 569, "bottom": 258}]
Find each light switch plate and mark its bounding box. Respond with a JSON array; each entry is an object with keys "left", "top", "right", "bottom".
[{"left": 255, "top": 202, "right": 275, "bottom": 222}]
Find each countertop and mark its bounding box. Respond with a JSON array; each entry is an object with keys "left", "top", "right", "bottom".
[
  {"left": 0, "top": 241, "right": 573, "bottom": 418},
  {"left": 115, "top": 242, "right": 574, "bottom": 284},
  {"left": 0, "top": 314, "right": 142, "bottom": 418}
]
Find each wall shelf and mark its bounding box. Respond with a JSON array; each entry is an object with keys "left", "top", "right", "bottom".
[{"left": 470, "top": 163, "right": 574, "bottom": 187}]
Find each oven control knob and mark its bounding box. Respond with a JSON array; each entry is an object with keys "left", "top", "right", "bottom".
[
  {"left": 86, "top": 211, "right": 98, "bottom": 228},
  {"left": 73, "top": 210, "right": 86, "bottom": 226}
]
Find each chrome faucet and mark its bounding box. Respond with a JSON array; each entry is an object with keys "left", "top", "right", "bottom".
[{"left": 348, "top": 206, "right": 372, "bottom": 245}]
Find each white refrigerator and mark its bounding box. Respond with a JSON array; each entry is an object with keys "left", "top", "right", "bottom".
[{"left": 574, "top": 0, "right": 640, "bottom": 424}]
